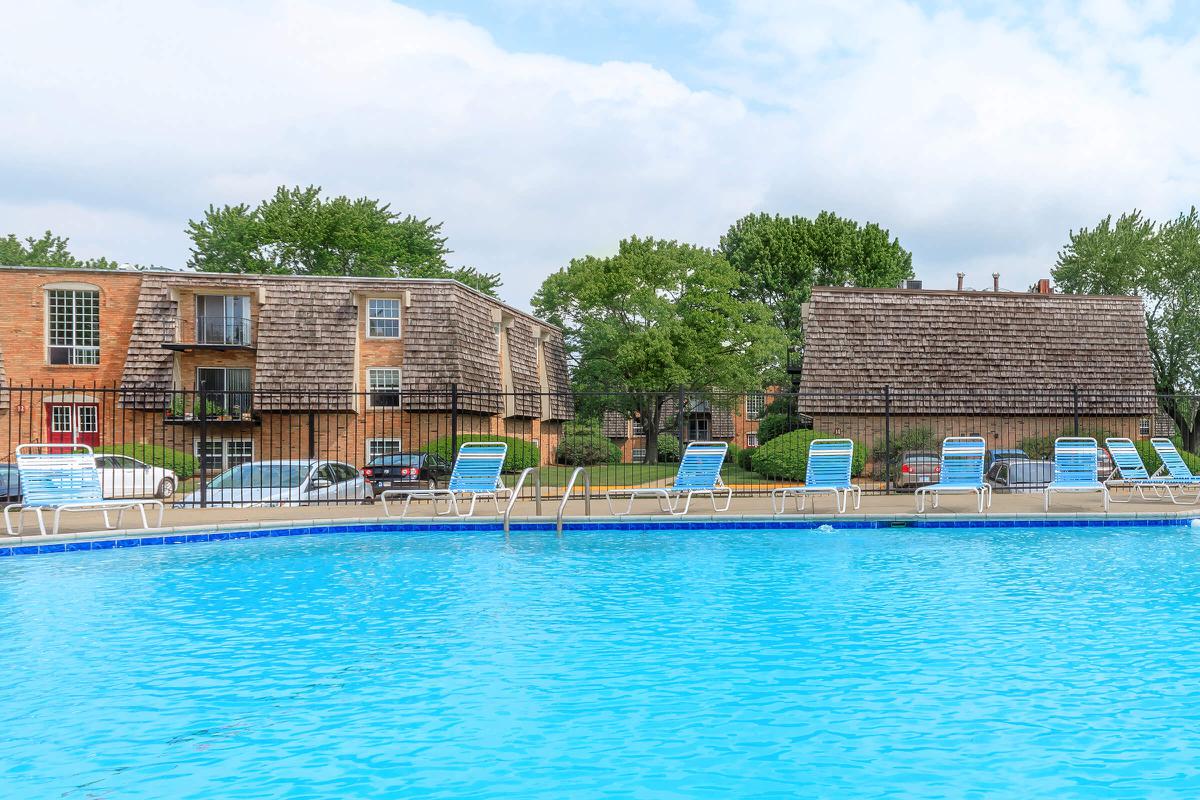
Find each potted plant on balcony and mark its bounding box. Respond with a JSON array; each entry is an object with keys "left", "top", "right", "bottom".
[
  {"left": 193, "top": 398, "right": 223, "bottom": 419},
  {"left": 168, "top": 395, "right": 186, "bottom": 420}
]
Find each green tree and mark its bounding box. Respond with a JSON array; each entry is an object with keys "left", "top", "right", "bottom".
[
  {"left": 0, "top": 231, "right": 119, "bottom": 269},
  {"left": 186, "top": 185, "right": 500, "bottom": 295},
  {"left": 1053, "top": 209, "right": 1200, "bottom": 451},
  {"left": 719, "top": 211, "right": 913, "bottom": 343},
  {"left": 533, "top": 236, "right": 785, "bottom": 463}
]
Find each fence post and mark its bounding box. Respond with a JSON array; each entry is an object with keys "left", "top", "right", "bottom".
[
  {"left": 450, "top": 383, "right": 459, "bottom": 457},
  {"left": 198, "top": 389, "right": 208, "bottom": 509},
  {"left": 677, "top": 386, "right": 687, "bottom": 446},
  {"left": 883, "top": 385, "right": 893, "bottom": 495},
  {"left": 307, "top": 411, "right": 316, "bottom": 458},
  {"left": 1072, "top": 385, "right": 1080, "bottom": 436}
]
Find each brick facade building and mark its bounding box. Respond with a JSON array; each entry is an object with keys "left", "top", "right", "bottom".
[{"left": 0, "top": 266, "right": 572, "bottom": 468}]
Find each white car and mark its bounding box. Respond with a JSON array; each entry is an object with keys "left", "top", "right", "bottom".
[
  {"left": 178, "top": 459, "right": 373, "bottom": 508},
  {"left": 96, "top": 454, "right": 178, "bottom": 499}
]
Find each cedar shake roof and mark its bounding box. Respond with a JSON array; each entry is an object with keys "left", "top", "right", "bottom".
[
  {"left": 601, "top": 396, "right": 737, "bottom": 438},
  {"left": 798, "top": 287, "right": 1157, "bottom": 415}
]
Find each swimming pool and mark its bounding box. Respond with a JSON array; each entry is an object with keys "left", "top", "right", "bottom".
[{"left": 3, "top": 522, "right": 1200, "bottom": 797}]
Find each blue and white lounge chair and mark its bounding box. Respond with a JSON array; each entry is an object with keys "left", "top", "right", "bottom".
[
  {"left": 770, "top": 438, "right": 860, "bottom": 514},
  {"left": 3, "top": 443, "right": 164, "bottom": 536},
  {"left": 607, "top": 441, "right": 731, "bottom": 516},
  {"left": 1104, "top": 437, "right": 1173, "bottom": 503},
  {"left": 1045, "top": 437, "right": 1109, "bottom": 510},
  {"left": 381, "top": 442, "right": 511, "bottom": 517},
  {"left": 1149, "top": 437, "right": 1200, "bottom": 504},
  {"left": 915, "top": 436, "right": 990, "bottom": 513}
]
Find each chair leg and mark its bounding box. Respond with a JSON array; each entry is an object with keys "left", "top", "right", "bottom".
[
  {"left": 46, "top": 509, "right": 56, "bottom": 536},
  {"left": 137, "top": 503, "right": 149, "bottom": 529}
]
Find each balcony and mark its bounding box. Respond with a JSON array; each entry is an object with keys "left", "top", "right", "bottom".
[{"left": 161, "top": 316, "right": 255, "bottom": 352}]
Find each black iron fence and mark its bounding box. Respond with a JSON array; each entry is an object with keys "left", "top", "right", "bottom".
[{"left": 0, "top": 384, "right": 1192, "bottom": 508}]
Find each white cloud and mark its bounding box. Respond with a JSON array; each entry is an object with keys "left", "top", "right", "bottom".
[{"left": 1, "top": 0, "right": 1199, "bottom": 308}]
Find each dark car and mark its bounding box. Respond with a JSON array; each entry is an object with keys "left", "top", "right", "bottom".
[
  {"left": 361, "top": 453, "right": 452, "bottom": 494},
  {"left": 0, "top": 463, "right": 19, "bottom": 502},
  {"left": 986, "top": 459, "right": 1054, "bottom": 492}
]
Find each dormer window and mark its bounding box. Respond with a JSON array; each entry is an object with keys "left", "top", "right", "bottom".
[
  {"left": 196, "top": 295, "right": 250, "bottom": 345},
  {"left": 367, "top": 299, "right": 401, "bottom": 338}
]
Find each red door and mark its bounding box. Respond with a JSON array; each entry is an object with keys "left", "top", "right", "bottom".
[{"left": 45, "top": 403, "right": 100, "bottom": 447}]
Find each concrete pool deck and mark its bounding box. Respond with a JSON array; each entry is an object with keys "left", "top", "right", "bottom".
[{"left": 2, "top": 491, "right": 1198, "bottom": 546}]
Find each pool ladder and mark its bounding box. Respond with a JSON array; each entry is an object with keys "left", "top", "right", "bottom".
[{"left": 502, "top": 467, "right": 591, "bottom": 536}]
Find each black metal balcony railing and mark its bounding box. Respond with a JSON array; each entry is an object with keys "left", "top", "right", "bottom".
[{"left": 196, "top": 316, "right": 252, "bottom": 346}]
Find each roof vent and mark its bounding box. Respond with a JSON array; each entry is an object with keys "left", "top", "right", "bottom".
[{"left": 899, "top": 279, "right": 923, "bottom": 290}]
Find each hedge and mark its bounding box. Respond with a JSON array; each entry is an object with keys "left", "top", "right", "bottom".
[
  {"left": 654, "top": 435, "right": 681, "bottom": 463},
  {"left": 556, "top": 436, "right": 621, "bottom": 466},
  {"left": 737, "top": 446, "right": 757, "bottom": 471},
  {"left": 726, "top": 442, "right": 743, "bottom": 465},
  {"left": 751, "top": 430, "right": 866, "bottom": 480},
  {"left": 96, "top": 444, "right": 199, "bottom": 480},
  {"left": 756, "top": 413, "right": 801, "bottom": 445},
  {"left": 422, "top": 435, "right": 540, "bottom": 472}
]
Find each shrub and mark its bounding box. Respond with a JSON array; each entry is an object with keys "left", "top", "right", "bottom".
[
  {"left": 726, "top": 442, "right": 742, "bottom": 465},
  {"left": 738, "top": 446, "right": 757, "bottom": 471},
  {"left": 1133, "top": 438, "right": 1200, "bottom": 475},
  {"left": 97, "top": 444, "right": 199, "bottom": 480},
  {"left": 422, "top": 434, "right": 540, "bottom": 472},
  {"left": 556, "top": 436, "right": 621, "bottom": 466},
  {"left": 654, "top": 435, "right": 681, "bottom": 463},
  {"left": 757, "top": 413, "right": 801, "bottom": 445},
  {"left": 764, "top": 395, "right": 795, "bottom": 416},
  {"left": 751, "top": 430, "right": 866, "bottom": 480},
  {"left": 869, "top": 426, "right": 939, "bottom": 479}
]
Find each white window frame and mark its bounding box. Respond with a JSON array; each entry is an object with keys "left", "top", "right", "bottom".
[
  {"left": 194, "top": 438, "right": 255, "bottom": 472},
  {"left": 46, "top": 287, "right": 100, "bottom": 365},
  {"left": 745, "top": 391, "right": 766, "bottom": 420},
  {"left": 632, "top": 447, "right": 647, "bottom": 463},
  {"left": 1139, "top": 418, "right": 1151, "bottom": 436},
  {"left": 367, "top": 438, "right": 403, "bottom": 460},
  {"left": 366, "top": 298, "right": 402, "bottom": 339},
  {"left": 367, "top": 368, "right": 402, "bottom": 409},
  {"left": 195, "top": 294, "right": 251, "bottom": 345},
  {"left": 746, "top": 431, "right": 758, "bottom": 447}
]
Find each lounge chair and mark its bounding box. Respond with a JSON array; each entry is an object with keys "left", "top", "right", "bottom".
[
  {"left": 1044, "top": 437, "right": 1109, "bottom": 511},
  {"left": 1104, "top": 437, "right": 1173, "bottom": 503},
  {"left": 380, "top": 441, "right": 511, "bottom": 517},
  {"left": 1148, "top": 437, "right": 1200, "bottom": 504},
  {"left": 915, "top": 436, "right": 991, "bottom": 513},
  {"left": 770, "top": 438, "right": 860, "bottom": 514},
  {"left": 607, "top": 441, "right": 732, "bottom": 516},
  {"left": 3, "top": 443, "right": 164, "bottom": 536}
]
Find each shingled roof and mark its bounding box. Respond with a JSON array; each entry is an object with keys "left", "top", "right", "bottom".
[{"left": 798, "top": 287, "right": 1157, "bottom": 415}]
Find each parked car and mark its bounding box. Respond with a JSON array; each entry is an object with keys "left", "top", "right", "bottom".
[
  {"left": 986, "top": 459, "right": 1054, "bottom": 492},
  {"left": 896, "top": 451, "right": 941, "bottom": 488},
  {"left": 177, "top": 459, "right": 373, "bottom": 508},
  {"left": 985, "top": 448, "right": 1028, "bottom": 469},
  {"left": 0, "top": 456, "right": 175, "bottom": 501},
  {"left": 95, "top": 454, "right": 178, "bottom": 499},
  {"left": 0, "top": 463, "right": 20, "bottom": 502},
  {"left": 1096, "top": 447, "right": 1115, "bottom": 481},
  {"left": 361, "top": 452, "right": 452, "bottom": 495}
]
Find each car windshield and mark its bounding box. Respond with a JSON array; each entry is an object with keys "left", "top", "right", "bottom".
[
  {"left": 208, "top": 464, "right": 310, "bottom": 490},
  {"left": 370, "top": 455, "right": 422, "bottom": 466},
  {"left": 1011, "top": 463, "right": 1053, "bottom": 483}
]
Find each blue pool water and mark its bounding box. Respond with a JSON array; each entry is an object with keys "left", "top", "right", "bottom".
[{"left": 3, "top": 524, "right": 1200, "bottom": 798}]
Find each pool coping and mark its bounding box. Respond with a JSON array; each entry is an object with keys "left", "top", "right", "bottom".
[{"left": 2, "top": 508, "right": 1199, "bottom": 556}]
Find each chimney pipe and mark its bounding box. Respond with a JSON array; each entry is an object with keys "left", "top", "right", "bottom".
[
  {"left": 1037, "top": 278, "right": 1052, "bottom": 295},
  {"left": 992, "top": 272, "right": 1000, "bottom": 292},
  {"left": 956, "top": 272, "right": 965, "bottom": 291}
]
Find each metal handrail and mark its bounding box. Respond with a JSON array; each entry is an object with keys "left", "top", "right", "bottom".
[
  {"left": 556, "top": 467, "right": 592, "bottom": 535},
  {"left": 502, "top": 467, "right": 542, "bottom": 534}
]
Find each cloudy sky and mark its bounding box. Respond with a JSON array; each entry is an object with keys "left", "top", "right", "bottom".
[{"left": 3, "top": 0, "right": 1199, "bottom": 308}]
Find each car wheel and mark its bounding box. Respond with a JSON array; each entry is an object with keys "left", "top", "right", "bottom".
[
  {"left": 156, "top": 478, "right": 176, "bottom": 499},
  {"left": 427, "top": 478, "right": 438, "bottom": 490}
]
